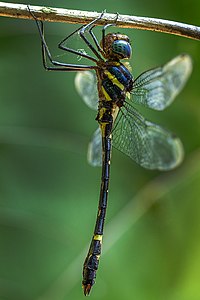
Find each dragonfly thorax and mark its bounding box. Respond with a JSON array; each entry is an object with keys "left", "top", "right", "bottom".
[{"left": 101, "top": 33, "right": 132, "bottom": 60}]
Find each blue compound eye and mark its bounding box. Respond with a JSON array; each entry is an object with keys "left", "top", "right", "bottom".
[{"left": 112, "top": 40, "right": 132, "bottom": 59}]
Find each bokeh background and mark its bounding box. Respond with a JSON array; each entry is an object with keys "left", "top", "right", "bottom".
[{"left": 0, "top": 0, "right": 200, "bottom": 299}]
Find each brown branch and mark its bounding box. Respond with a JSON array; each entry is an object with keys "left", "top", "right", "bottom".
[{"left": 0, "top": 2, "right": 200, "bottom": 41}]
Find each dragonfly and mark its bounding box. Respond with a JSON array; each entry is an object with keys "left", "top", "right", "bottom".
[{"left": 28, "top": 7, "right": 192, "bottom": 296}]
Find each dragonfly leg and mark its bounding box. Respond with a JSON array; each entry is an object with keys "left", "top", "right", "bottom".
[
  {"left": 58, "top": 12, "right": 106, "bottom": 61},
  {"left": 102, "top": 12, "right": 119, "bottom": 51},
  {"left": 87, "top": 12, "right": 119, "bottom": 58},
  {"left": 78, "top": 11, "right": 105, "bottom": 60},
  {"left": 88, "top": 24, "right": 104, "bottom": 56},
  {"left": 28, "top": 6, "right": 97, "bottom": 71},
  {"left": 58, "top": 24, "right": 99, "bottom": 63}
]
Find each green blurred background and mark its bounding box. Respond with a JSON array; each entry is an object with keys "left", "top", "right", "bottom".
[{"left": 0, "top": 1, "right": 200, "bottom": 299}]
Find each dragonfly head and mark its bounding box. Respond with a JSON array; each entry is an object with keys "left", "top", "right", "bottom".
[{"left": 101, "top": 33, "right": 132, "bottom": 60}]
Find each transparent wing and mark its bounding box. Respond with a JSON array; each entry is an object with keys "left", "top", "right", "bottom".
[
  {"left": 87, "top": 127, "right": 102, "bottom": 167},
  {"left": 75, "top": 71, "right": 98, "bottom": 110},
  {"left": 112, "top": 102, "right": 184, "bottom": 170},
  {"left": 75, "top": 71, "right": 101, "bottom": 165},
  {"left": 131, "top": 54, "right": 192, "bottom": 111}
]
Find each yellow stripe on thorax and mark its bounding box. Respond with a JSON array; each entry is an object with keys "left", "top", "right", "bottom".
[
  {"left": 102, "top": 86, "right": 112, "bottom": 100},
  {"left": 104, "top": 70, "right": 124, "bottom": 91}
]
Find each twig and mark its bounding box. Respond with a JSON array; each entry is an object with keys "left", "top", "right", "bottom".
[{"left": 0, "top": 2, "right": 200, "bottom": 41}]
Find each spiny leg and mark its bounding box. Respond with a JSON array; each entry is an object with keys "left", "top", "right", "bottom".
[
  {"left": 58, "top": 11, "right": 105, "bottom": 61},
  {"left": 88, "top": 24, "right": 104, "bottom": 56},
  {"left": 83, "top": 11, "right": 120, "bottom": 60},
  {"left": 28, "top": 5, "right": 97, "bottom": 71},
  {"left": 102, "top": 13, "right": 119, "bottom": 51},
  {"left": 78, "top": 11, "right": 105, "bottom": 60},
  {"left": 83, "top": 11, "right": 108, "bottom": 58},
  {"left": 57, "top": 23, "right": 100, "bottom": 63}
]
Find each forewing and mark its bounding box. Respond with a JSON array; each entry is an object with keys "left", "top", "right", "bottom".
[
  {"left": 75, "top": 71, "right": 98, "bottom": 110},
  {"left": 131, "top": 54, "right": 192, "bottom": 110},
  {"left": 87, "top": 127, "right": 102, "bottom": 167},
  {"left": 113, "top": 103, "right": 184, "bottom": 170}
]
